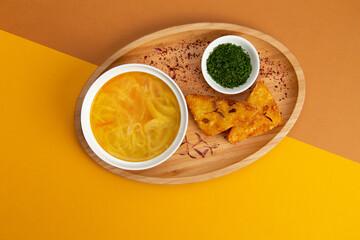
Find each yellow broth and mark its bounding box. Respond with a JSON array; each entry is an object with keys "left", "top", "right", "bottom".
[{"left": 90, "top": 72, "right": 181, "bottom": 162}]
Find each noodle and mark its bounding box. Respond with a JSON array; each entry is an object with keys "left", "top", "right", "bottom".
[{"left": 90, "top": 72, "right": 180, "bottom": 162}]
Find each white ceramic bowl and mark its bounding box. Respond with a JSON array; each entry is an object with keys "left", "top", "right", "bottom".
[
  {"left": 201, "top": 35, "right": 260, "bottom": 95},
  {"left": 81, "top": 64, "right": 188, "bottom": 170}
]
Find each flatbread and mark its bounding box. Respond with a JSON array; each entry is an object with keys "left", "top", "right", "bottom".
[
  {"left": 228, "top": 81, "right": 282, "bottom": 143},
  {"left": 186, "top": 94, "right": 257, "bottom": 136}
]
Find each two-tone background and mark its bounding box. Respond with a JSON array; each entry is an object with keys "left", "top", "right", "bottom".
[{"left": 1, "top": 1, "right": 359, "bottom": 239}]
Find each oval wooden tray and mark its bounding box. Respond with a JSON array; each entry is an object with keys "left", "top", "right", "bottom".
[{"left": 75, "top": 23, "right": 305, "bottom": 184}]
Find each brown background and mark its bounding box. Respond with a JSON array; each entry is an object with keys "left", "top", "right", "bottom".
[{"left": 0, "top": 0, "right": 359, "bottom": 161}]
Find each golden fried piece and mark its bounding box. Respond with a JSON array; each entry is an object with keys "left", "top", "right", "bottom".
[
  {"left": 228, "top": 81, "right": 283, "bottom": 143},
  {"left": 186, "top": 94, "right": 257, "bottom": 136}
]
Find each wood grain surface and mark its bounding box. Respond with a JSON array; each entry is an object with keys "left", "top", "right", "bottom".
[{"left": 74, "top": 23, "right": 305, "bottom": 184}]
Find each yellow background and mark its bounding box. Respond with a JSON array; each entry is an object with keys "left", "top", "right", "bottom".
[{"left": 1, "top": 30, "right": 360, "bottom": 239}]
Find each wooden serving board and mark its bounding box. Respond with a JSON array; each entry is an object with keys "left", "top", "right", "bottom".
[{"left": 75, "top": 23, "right": 305, "bottom": 184}]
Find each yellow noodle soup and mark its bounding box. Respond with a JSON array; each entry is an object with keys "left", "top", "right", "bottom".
[{"left": 90, "top": 71, "right": 181, "bottom": 162}]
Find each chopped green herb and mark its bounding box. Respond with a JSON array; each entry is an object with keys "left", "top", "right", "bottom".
[{"left": 207, "top": 43, "right": 252, "bottom": 88}]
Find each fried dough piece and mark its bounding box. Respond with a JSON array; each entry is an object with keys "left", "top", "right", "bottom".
[
  {"left": 186, "top": 94, "right": 257, "bottom": 136},
  {"left": 228, "top": 81, "right": 282, "bottom": 143}
]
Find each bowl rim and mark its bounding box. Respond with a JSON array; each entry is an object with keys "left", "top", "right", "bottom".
[
  {"left": 80, "top": 63, "right": 188, "bottom": 170},
  {"left": 201, "top": 35, "right": 260, "bottom": 95}
]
